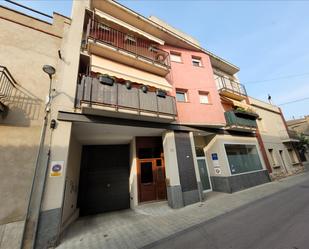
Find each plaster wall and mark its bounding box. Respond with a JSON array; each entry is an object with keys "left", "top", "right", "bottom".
[
  {"left": 61, "top": 135, "right": 82, "bottom": 228},
  {"left": 163, "top": 45, "right": 226, "bottom": 126},
  {"left": 41, "top": 0, "right": 89, "bottom": 212},
  {"left": 249, "top": 97, "right": 301, "bottom": 174},
  {"left": 162, "top": 131, "right": 181, "bottom": 186},
  {"left": 0, "top": 8, "right": 69, "bottom": 225}
]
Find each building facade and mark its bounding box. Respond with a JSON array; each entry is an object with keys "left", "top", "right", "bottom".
[
  {"left": 0, "top": 5, "right": 70, "bottom": 249},
  {"left": 0, "top": 1, "right": 303, "bottom": 249},
  {"left": 249, "top": 98, "right": 304, "bottom": 178},
  {"left": 287, "top": 116, "right": 309, "bottom": 164}
]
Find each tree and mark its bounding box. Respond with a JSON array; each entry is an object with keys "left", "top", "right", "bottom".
[{"left": 295, "top": 133, "right": 309, "bottom": 161}]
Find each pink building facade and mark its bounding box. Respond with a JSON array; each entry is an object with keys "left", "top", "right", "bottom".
[{"left": 163, "top": 45, "right": 226, "bottom": 126}]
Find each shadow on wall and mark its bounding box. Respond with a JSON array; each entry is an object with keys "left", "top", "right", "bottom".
[
  {"left": 0, "top": 84, "right": 42, "bottom": 126},
  {"left": 0, "top": 144, "right": 41, "bottom": 225}
]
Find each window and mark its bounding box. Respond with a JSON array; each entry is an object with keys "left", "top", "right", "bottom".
[
  {"left": 199, "top": 91, "right": 209, "bottom": 104},
  {"left": 288, "top": 149, "right": 297, "bottom": 163},
  {"left": 192, "top": 56, "right": 202, "bottom": 67},
  {"left": 176, "top": 90, "right": 187, "bottom": 102},
  {"left": 268, "top": 149, "right": 277, "bottom": 166},
  {"left": 225, "top": 144, "right": 263, "bottom": 175},
  {"left": 170, "top": 52, "right": 182, "bottom": 63}
]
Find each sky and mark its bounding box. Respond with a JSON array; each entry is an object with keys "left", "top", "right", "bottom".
[{"left": 1, "top": 0, "right": 308, "bottom": 120}]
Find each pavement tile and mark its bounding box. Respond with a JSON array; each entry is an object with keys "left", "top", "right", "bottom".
[{"left": 56, "top": 172, "right": 308, "bottom": 249}]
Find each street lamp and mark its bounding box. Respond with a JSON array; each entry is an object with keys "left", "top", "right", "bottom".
[
  {"left": 42, "top": 65, "right": 56, "bottom": 104},
  {"left": 21, "top": 64, "right": 57, "bottom": 248}
]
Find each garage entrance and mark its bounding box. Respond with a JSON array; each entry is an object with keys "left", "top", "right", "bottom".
[{"left": 78, "top": 145, "right": 130, "bottom": 216}]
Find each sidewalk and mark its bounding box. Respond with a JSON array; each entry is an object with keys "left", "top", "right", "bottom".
[{"left": 57, "top": 172, "right": 309, "bottom": 249}]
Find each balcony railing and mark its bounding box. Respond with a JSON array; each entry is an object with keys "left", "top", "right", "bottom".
[
  {"left": 0, "top": 66, "right": 17, "bottom": 115},
  {"left": 215, "top": 75, "right": 247, "bottom": 97},
  {"left": 0, "top": 66, "right": 17, "bottom": 100},
  {"left": 75, "top": 75, "right": 177, "bottom": 120},
  {"left": 87, "top": 19, "right": 170, "bottom": 68},
  {"left": 225, "top": 111, "right": 257, "bottom": 129}
]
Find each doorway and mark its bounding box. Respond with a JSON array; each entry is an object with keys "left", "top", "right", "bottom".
[
  {"left": 197, "top": 157, "right": 212, "bottom": 192},
  {"left": 78, "top": 145, "right": 130, "bottom": 216},
  {"left": 138, "top": 158, "right": 167, "bottom": 203},
  {"left": 279, "top": 150, "right": 288, "bottom": 174}
]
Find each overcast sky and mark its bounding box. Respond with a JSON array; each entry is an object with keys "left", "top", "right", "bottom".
[{"left": 1, "top": 0, "right": 308, "bottom": 120}]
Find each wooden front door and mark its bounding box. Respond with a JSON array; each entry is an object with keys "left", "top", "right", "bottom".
[{"left": 138, "top": 158, "right": 167, "bottom": 203}]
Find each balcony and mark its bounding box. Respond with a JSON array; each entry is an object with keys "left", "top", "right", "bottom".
[
  {"left": 85, "top": 19, "right": 170, "bottom": 76},
  {"left": 279, "top": 129, "right": 300, "bottom": 143},
  {"left": 224, "top": 110, "right": 257, "bottom": 131},
  {"left": 75, "top": 75, "right": 177, "bottom": 123},
  {"left": 0, "top": 66, "right": 17, "bottom": 117},
  {"left": 215, "top": 76, "right": 247, "bottom": 100}
]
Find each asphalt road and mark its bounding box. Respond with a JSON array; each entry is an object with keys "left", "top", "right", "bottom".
[{"left": 143, "top": 180, "right": 309, "bottom": 249}]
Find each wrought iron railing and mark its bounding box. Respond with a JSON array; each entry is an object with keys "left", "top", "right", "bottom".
[
  {"left": 215, "top": 75, "right": 247, "bottom": 97},
  {"left": 86, "top": 19, "right": 170, "bottom": 68},
  {"left": 75, "top": 75, "right": 177, "bottom": 119},
  {"left": 225, "top": 110, "right": 257, "bottom": 128},
  {"left": 0, "top": 66, "right": 17, "bottom": 102}
]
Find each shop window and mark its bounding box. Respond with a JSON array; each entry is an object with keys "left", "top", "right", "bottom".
[{"left": 225, "top": 144, "right": 263, "bottom": 175}]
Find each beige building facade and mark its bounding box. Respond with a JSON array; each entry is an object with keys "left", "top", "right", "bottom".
[
  {"left": 287, "top": 116, "right": 309, "bottom": 164},
  {"left": 0, "top": 5, "right": 71, "bottom": 249},
  {"left": 249, "top": 97, "right": 304, "bottom": 178},
  {"left": 0, "top": 1, "right": 304, "bottom": 249}
]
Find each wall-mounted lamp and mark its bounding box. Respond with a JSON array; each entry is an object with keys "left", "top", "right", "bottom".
[
  {"left": 125, "top": 80, "right": 132, "bottom": 89},
  {"left": 141, "top": 85, "right": 148, "bottom": 93}
]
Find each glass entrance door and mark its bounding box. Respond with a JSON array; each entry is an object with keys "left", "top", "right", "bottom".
[{"left": 197, "top": 157, "right": 212, "bottom": 192}]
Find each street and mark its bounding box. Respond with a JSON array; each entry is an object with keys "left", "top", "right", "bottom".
[{"left": 143, "top": 179, "right": 309, "bottom": 249}]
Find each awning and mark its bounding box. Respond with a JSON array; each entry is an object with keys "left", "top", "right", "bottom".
[
  {"left": 94, "top": 9, "right": 165, "bottom": 45},
  {"left": 91, "top": 55, "right": 172, "bottom": 91},
  {"left": 221, "top": 96, "right": 255, "bottom": 111}
]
